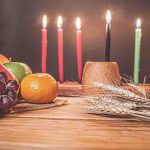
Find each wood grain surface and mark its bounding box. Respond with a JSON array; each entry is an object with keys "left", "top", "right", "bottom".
[
  {"left": 0, "top": 82, "right": 150, "bottom": 150},
  {"left": 0, "top": 96, "right": 149, "bottom": 150}
]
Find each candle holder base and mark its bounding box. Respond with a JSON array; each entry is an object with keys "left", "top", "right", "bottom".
[
  {"left": 81, "top": 61, "right": 121, "bottom": 89},
  {"left": 58, "top": 82, "right": 150, "bottom": 97}
]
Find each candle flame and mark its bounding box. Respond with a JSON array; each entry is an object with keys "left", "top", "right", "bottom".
[
  {"left": 76, "top": 17, "right": 81, "bottom": 30},
  {"left": 57, "top": 16, "right": 63, "bottom": 28},
  {"left": 106, "top": 10, "right": 111, "bottom": 24},
  {"left": 136, "top": 18, "right": 141, "bottom": 28},
  {"left": 43, "top": 15, "right": 47, "bottom": 28}
]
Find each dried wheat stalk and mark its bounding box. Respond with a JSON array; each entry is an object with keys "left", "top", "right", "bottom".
[
  {"left": 85, "top": 105, "right": 150, "bottom": 120},
  {"left": 92, "top": 82, "right": 150, "bottom": 103},
  {"left": 80, "top": 75, "right": 150, "bottom": 120},
  {"left": 82, "top": 96, "right": 150, "bottom": 120},
  {"left": 128, "top": 83, "right": 147, "bottom": 98},
  {"left": 122, "top": 75, "right": 147, "bottom": 98}
]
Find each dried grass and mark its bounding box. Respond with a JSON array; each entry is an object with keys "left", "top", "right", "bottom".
[{"left": 80, "top": 72, "right": 150, "bottom": 120}]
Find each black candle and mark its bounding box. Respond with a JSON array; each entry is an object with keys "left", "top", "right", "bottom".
[{"left": 105, "top": 10, "right": 111, "bottom": 62}]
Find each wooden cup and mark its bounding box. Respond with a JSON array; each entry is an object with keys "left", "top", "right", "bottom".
[{"left": 82, "top": 61, "right": 121, "bottom": 86}]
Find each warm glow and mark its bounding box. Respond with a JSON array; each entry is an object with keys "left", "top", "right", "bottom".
[
  {"left": 57, "top": 16, "right": 63, "bottom": 28},
  {"left": 43, "top": 15, "right": 47, "bottom": 28},
  {"left": 76, "top": 17, "right": 81, "bottom": 30},
  {"left": 106, "top": 10, "right": 111, "bottom": 24},
  {"left": 136, "top": 18, "right": 141, "bottom": 28}
]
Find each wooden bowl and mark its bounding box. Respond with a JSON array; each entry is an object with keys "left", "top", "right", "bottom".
[{"left": 82, "top": 61, "right": 121, "bottom": 86}]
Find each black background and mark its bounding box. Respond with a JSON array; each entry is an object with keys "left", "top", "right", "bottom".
[{"left": 0, "top": 0, "right": 150, "bottom": 82}]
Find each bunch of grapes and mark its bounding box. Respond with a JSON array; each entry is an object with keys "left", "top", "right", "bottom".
[{"left": 0, "top": 72, "right": 19, "bottom": 114}]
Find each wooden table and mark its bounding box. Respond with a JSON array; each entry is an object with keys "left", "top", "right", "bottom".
[{"left": 0, "top": 82, "right": 150, "bottom": 150}]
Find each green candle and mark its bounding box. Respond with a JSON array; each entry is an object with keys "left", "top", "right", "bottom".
[{"left": 134, "top": 18, "right": 142, "bottom": 84}]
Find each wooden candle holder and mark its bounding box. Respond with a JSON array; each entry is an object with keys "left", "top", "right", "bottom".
[
  {"left": 82, "top": 61, "right": 121, "bottom": 86},
  {"left": 58, "top": 62, "right": 121, "bottom": 96},
  {"left": 58, "top": 62, "right": 150, "bottom": 97},
  {"left": 58, "top": 82, "right": 150, "bottom": 97},
  {"left": 81, "top": 61, "right": 121, "bottom": 95}
]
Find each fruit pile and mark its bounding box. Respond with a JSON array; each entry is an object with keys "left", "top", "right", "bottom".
[
  {"left": 0, "top": 53, "right": 59, "bottom": 115},
  {"left": 0, "top": 72, "right": 19, "bottom": 114}
]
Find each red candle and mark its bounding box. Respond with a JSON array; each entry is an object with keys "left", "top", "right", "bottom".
[
  {"left": 57, "top": 16, "right": 64, "bottom": 83},
  {"left": 41, "top": 15, "right": 47, "bottom": 73},
  {"left": 76, "top": 17, "right": 82, "bottom": 82}
]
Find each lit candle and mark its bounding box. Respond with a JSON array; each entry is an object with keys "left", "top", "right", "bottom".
[
  {"left": 76, "top": 17, "right": 82, "bottom": 82},
  {"left": 134, "top": 18, "right": 142, "bottom": 84},
  {"left": 105, "top": 10, "right": 111, "bottom": 61},
  {"left": 41, "top": 15, "right": 48, "bottom": 73},
  {"left": 57, "top": 16, "right": 64, "bottom": 83}
]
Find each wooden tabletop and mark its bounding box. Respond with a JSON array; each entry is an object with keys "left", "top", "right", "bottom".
[{"left": 0, "top": 96, "right": 150, "bottom": 150}]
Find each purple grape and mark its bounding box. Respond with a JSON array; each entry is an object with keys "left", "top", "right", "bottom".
[
  {"left": 6, "top": 80, "right": 19, "bottom": 92},
  {"left": 0, "top": 81, "right": 6, "bottom": 94},
  {"left": 0, "top": 72, "right": 7, "bottom": 83},
  {"left": 0, "top": 95, "right": 13, "bottom": 114},
  {"left": 6, "top": 90, "right": 17, "bottom": 105}
]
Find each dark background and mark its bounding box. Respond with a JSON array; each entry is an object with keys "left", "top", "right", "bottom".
[{"left": 0, "top": 0, "right": 150, "bottom": 82}]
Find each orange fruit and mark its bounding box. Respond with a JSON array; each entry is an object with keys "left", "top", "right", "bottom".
[
  {"left": 0, "top": 54, "right": 10, "bottom": 64},
  {"left": 21, "top": 73, "right": 58, "bottom": 104}
]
